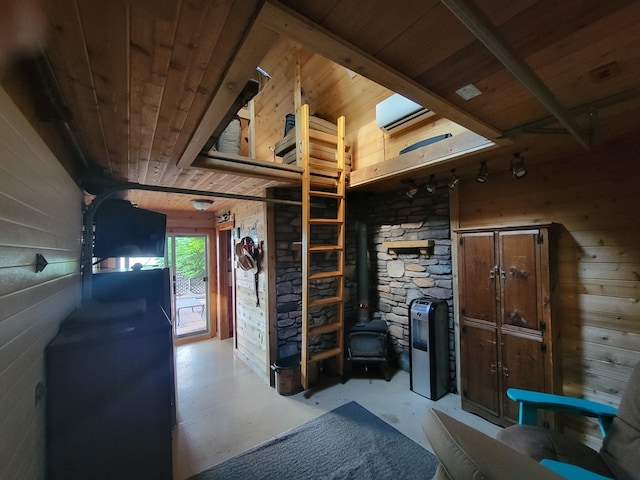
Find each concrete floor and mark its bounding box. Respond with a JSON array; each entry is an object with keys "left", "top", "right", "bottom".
[{"left": 172, "top": 337, "right": 501, "bottom": 480}]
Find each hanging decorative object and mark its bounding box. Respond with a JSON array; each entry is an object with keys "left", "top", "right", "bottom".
[
  {"left": 234, "top": 236, "right": 264, "bottom": 306},
  {"left": 35, "top": 253, "right": 48, "bottom": 273}
]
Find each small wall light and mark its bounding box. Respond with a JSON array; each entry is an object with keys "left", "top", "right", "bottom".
[
  {"left": 405, "top": 180, "right": 418, "bottom": 199},
  {"left": 448, "top": 169, "right": 459, "bottom": 190},
  {"left": 191, "top": 199, "right": 214, "bottom": 211},
  {"left": 475, "top": 161, "right": 489, "bottom": 183},
  {"left": 424, "top": 175, "right": 436, "bottom": 193},
  {"left": 511, "top": 153, "right": 528, "bottom": 178}
]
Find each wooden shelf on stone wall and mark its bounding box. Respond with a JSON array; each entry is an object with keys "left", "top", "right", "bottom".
[{"left": 383, "top": 240, "right": 434, "bottom": 259}]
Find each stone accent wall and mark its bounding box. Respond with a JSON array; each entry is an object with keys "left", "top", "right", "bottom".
[
  {"left": 271, "top": 184, "right": 454, "bottom": 390},
  {"left": 353, "top": 184, "right": 456, "bottom": 390}
]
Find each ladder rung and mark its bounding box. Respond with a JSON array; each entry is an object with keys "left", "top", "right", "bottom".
[
  {"left": 309, "top": 218, "right": 343, "bottom": 225},
  {"left": 308, "top": 270, "right": 342, "bottom": 280},
  {"left": 309, "top": 296, "right": 343, "bottom": 308},
  {"left": 309, "top": 176, "right": 337, "bottom": 188},
  {"left": 309, "top": 190, "right": 342, "bottom": 198},
  {"left": 309, "top": 322, "right": 343, "bottom": 336},
  {"left": 309, "top": 244, "right": 342, "bottom": 252},
  {"left": 310, "top": 347, "right": 343, "bottom": 363}
]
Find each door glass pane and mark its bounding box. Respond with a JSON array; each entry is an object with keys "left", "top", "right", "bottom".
[{"left": 171, "top": 235, "right": 209, "bottom": 337}]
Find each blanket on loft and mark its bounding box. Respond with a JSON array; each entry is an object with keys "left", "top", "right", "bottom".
[{"left": 188, "top": 401, "right": 438, "bottom": 480}]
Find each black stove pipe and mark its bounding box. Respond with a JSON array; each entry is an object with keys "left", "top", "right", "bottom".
[{"left": 356, "top": 220, "right": 369, "bottom": 324}]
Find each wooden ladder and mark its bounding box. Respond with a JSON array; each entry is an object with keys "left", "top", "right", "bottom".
[{"left": 299, "top": 104, "right": 346, "bottom": 389}]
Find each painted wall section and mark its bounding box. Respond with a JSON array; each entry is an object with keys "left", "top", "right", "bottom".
[
  {"left": 232, "top": 200, "right": 270, "bottom": 381},
  {"left": 0, "top": 87, "right": 82, "bottom": 479}
]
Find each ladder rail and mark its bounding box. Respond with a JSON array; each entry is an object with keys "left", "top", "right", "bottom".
[{"left": 300, "top": 104, "right": 346, "bottom": 389}]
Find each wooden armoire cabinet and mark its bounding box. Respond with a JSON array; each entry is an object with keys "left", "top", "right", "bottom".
[{"left": 455, "top": 223, "right": 560, "bottom": 427}]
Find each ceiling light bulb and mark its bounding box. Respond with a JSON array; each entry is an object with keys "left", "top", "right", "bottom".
[
  {"left": 424, "top": 175, "right": 436, "bottom": 194},
  {"left": 448, "top": 169, "right": 459, "bottom": 190},
  {"left": 475, "top": 161, "right": 489, "bottom": 183},
  {"left": 191, "top": 199, "right": 213, "bottom": 211},
  {"left": 511, "top": 153, "right": 528, "bottom": 178}
]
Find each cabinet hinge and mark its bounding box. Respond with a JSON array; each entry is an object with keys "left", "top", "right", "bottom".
[
  {"left": 539, "top": 321, "right": 547, "bottom": 332},
  {"left": 537, "top": 233, "right": 544, "bottom": 244},
  {"left": 541, "top": 343, "right": 547, "bottom": 353},
  {"left": 459, "top": 237, "right": 464, "bottom": 246}
]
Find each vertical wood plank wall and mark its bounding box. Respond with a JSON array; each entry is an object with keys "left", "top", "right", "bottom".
[
  {"left": 231, "top": 201, "right": 270, "bottom": 381},
  {"left": 0, "top": 88, "right": 82, "bottom": 479},
  {"left": 454, "top": 142, "right": 640, "bottom": 446},
  {"left": 255, "top": 38, "right": 470, "bottom": 171}
]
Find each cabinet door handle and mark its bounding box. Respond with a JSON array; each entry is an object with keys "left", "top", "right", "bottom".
[
  {"left": 500, "top": 269, "right": 506, "bottom": 280},
  {"left": 489, "top": 265, "right": 498, "bottom": 279},
  {"left": 503, "top": 366, "right": 510, "bottom": 378},
  {"left": 490, "top": 363, "right": 497, "bottom": 375}
]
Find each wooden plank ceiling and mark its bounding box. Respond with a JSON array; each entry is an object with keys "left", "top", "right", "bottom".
[{"left": 35, "top": 0, "right": 640, "bottom": 213}]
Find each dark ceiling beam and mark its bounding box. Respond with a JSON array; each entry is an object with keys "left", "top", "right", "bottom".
[{"left": 441, "top": 0, "right": 591, "bottom": 149}]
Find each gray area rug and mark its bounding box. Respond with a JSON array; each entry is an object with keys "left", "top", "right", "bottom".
[{"left": 188, "top": 401, "right": 437, "bottom": 479}]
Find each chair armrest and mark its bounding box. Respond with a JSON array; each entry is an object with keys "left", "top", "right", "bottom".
[
  {"left": 541, "top": 460, "right": 613, "bottom": 480},
  {"left": 507, "top": 389, "right": 617, "bottom": 436}
]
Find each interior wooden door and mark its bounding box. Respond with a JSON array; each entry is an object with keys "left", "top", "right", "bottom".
[
  {"left": 498, "top": 230, "right": 547, "bottom": 423},
  {"left": 458, "top": 232, "right": 500, "bottom": 417}
]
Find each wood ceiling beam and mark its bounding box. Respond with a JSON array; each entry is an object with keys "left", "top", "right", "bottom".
[
  {"left": 192, "top": 151, "right": 303, "bottom": 184},
  {"left": 176, "top": 21, "right": 279, "bottom": 168},
  {"left": 441, "top": 0, "right": 591, "bottom": 149},
  {"left": 258, "top": 0, "right": 507, "bottom": 145},
  {"left": 349, "top": 130, "right": 497, "bottom": 188}
]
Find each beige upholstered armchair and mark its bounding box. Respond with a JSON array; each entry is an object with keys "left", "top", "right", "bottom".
[{"left": 422, "top": 363, "right": 639, "bottom": 479}]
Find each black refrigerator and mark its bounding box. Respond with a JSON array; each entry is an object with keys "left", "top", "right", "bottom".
[{"left": 45, "top": 300, "right": 173, "bottom": 480}]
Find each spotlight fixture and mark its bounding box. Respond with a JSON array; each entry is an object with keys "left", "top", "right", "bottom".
[
  {"left": 448, "top": 169, "right": 459, "bottom": 190},
  {"left": 405, "top": 180, "right": 418, "bottom": 199},
  {"left": 475, "top": 161, "right": 489, "bottom": 183},
  {"left": 191, "top": 199, "right": 214, "bottom": 211},
  {"left": 511, "top": 153, "right": 528, "bottom": 178},
  {"left": 424, "top": 175, "right": 436, "bottom": 193}
]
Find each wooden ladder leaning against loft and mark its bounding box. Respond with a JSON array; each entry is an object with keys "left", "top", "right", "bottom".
[{"left": 299, "top": 103, "right": 346, "bottom": 389}]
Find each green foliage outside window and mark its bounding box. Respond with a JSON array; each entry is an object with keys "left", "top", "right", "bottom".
[{"left": 175, "top": 236, "right": 206, "bottom": 278}]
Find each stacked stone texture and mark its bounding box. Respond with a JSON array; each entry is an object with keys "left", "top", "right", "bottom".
[{"left": 272, "top": 184, "right": 454, "bottom": 390}]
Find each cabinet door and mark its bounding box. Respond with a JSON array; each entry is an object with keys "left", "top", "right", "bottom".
[
  {"left": 498, "top": 230, "right": 548, "bottom": 423},
  {"left": 498, "top": 230, "right": 540, "bottom": 331},
  {"left": 458, "top": 233, "right": 500, "bottom": 417},
  {"left": 461, "top": 322, "right": 500, "bottom": 417},
  {"left": 458, "top": 232, "right": 496, "bottom": 323},
  {"left": 500, "top": 329, "right": 545, "bottom": 423}
]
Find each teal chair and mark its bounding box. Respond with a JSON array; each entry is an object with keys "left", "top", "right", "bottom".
[{"left": 497, "top": 363, "right": 640, "bottom": 479}]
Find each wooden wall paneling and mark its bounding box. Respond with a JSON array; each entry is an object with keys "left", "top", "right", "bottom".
[
  {"left": 231, "top": 201, "right": 270, "bottom": 380},
  {"left": 349, "top": 121, "right": 385, "bottom": 170},
  {"left": 455, "top": 141, "right": 640, "bottom": 444},
  {"left": 78, "top": 0, "right": 130, "bottom": 180},
  {"left": 175, "top": 5, "right": 275, "bottom": 168},
  {"left": 0, "top": 88, "right": 82, "bottom": 480},
  {"left": 150, "top": 1, "right": 234, "bottom": 165},
  {"left": 43, "top": 0, "right": 111, "bottom": 174},
  {"left": 325, "top": 1, "right": 443, "bottom": 66},
  {"left": 129, "top": 4, "right": 174, "bottom": 182},
  {"left": 376, "top": 2, "right": 477, "bottom": 81}
]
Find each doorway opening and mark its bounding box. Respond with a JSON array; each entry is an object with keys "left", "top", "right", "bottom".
[{"left": 167, "top": 234, "right": 210, "bottom": 338}]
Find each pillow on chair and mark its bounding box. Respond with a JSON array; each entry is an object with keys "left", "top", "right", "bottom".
[{"left": 496, "top": 423, "right": 613, "bottom": 477}]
